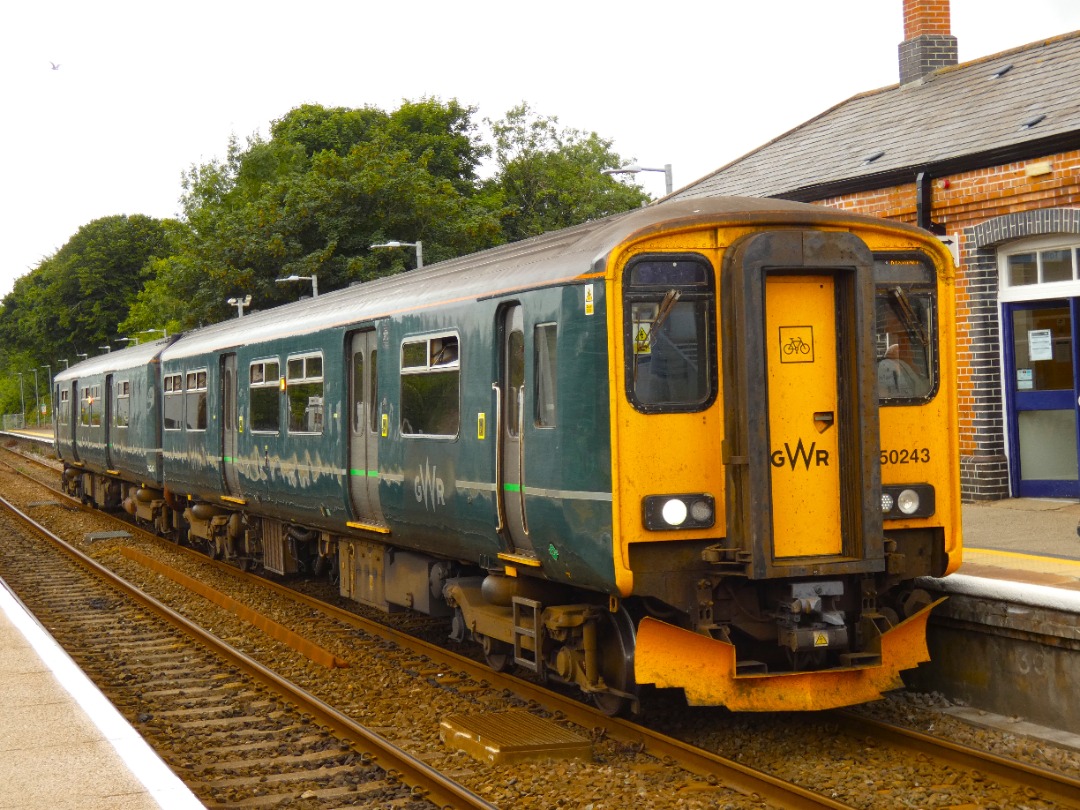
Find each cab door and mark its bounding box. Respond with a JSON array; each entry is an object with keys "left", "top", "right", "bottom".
[{"left": 347, "top": 329, "right": 386, "bottom": 530}]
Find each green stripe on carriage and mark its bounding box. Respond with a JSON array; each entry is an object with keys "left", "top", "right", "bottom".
[
  {"left": 223, "top": 456, "right": 233, "bottom": 463},
  {"left": 504, "top": 483, "right": 522, "bottom": 493},
  {"left": 350, "top": 469, "right": 380, "bottom": 477}
]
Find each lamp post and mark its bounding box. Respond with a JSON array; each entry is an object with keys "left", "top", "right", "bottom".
[
  {"left": 98, "top": 345, "right": 112, "bottom": 353},
  {"left": 275, "top": 273, "right": 318, "bottom": 298},
  {"left": 41, "top": 364, "right": 52, "bottom": 422},
  {"left": 57, "top": 359, "right": 70, "bottom": 369},
  {"left": 15, "top": 372, "right": 25, "bottom": 428},
  {"left": 32, "top": 367, "right": 40, "bottom": 427},
  {"left": 75, "top": 353, "right": 88, "bottom": 361},
  {"left": 227, "top": 295, "right": 252, "bottom": 318},
  {"left": 603, "top": 162, "right": 673, "bottom": 196},
  {"left": 371, "top": 240, "right": 424, "bottom": 269},
  {"left": 117, "top": 337, "right": 139, "bottom": 346},
  {"left": 138, "top": 328, "right": 168, "bottom": 340}
]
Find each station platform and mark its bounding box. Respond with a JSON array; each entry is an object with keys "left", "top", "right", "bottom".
[
  {"left": 0, "top": 581, "right": 203, "bottom": 809},
  {"left": 961, "top": 497, "right": 1080, "bottom": 589}
]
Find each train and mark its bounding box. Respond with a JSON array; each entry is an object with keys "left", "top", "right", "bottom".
[{"left": 54, "top": 196, "right": 962, "bottom": 714}]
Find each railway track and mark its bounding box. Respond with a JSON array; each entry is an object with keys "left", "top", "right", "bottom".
[
  {"left": 0, "top": 490, "right": 494, "bottom": 809},
  {"left": 2, "top": 440, "right": 1079, "bottom": 809}
]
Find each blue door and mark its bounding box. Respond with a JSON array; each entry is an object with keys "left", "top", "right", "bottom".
[{"left": 1003, "top": 299, "right": 1080, "bottom": 497}]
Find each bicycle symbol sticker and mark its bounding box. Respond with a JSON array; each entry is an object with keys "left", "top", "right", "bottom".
[{"left": 779, "top": 326, "right": 815, "bottom": 364}]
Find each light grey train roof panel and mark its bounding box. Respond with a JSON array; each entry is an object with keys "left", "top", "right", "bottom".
[{"left": 54, "top": 338, "right": 173, "bottom": 382}]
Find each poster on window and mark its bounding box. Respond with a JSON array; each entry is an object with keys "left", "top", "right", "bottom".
[{"left": 1028, "top": 329, "right": 1053, "bottom": 362}]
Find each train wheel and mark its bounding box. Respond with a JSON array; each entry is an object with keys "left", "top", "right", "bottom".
[
  {"left": 481, "top": 635, "right": 514, "bottom": 673},
  {"left": 590, "top": 607, "right": 637, "bottom": 716}
]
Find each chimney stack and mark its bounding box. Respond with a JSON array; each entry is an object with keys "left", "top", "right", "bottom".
[{"left": 899, "top": 0, "right": 958, "bottom": 85}]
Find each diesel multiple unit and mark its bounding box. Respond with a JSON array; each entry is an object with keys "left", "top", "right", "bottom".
[{"left": 54, "top": 197, "right": 962, "bottom": 713}]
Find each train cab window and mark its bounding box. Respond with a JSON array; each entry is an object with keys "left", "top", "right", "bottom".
[
  {"left": 535, "top": 323, "right": 557, "bottom": 427},
  {"left": 163, "top": 374, "right": 183, "bottom": 430},
  {"left": 286, "top": 353, "right": 324, "bottom": 434},
  {"left": 250, "top": 360, "right": 280, "bottom": 433},
  {"left": 185, "top": 370, "right": 208, "bottom": 430},
  {"left": 874, "top": 255, "right": 938, "bottom": 404},
  {"left": 624, "top": 255, "right": 716, "bottom": 413},
  {"left": 114, "top": 380, "right": 130, "bottom": 428},
  {"left": 81, "top": 384, "right": 102, "bottom": 427},
  {"left": 400, "top": 333, "right": 459, "bottom": 437}
]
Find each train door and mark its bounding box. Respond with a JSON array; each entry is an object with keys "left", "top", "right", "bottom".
[
  {"left": 347, "top": 329, "right": 386, "bottom": 530},
  {"left": 723, "top": 230, "right": 882, "bottom": 579},
  {"left": 222, "top": 353, "right": 241, "bottom": 498},
  {"left": 104, "top": 374, "right": 114, "bottom": 470},
  {"left": 495, "top": 304, "right": 538, "bottom": 560},
  {"left": 66, "top": 381, "right": 80, "bottom": 462}
]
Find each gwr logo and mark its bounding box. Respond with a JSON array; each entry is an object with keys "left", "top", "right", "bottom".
[{"left": 771, "top": 438, "right": 830, "bottom": 470}]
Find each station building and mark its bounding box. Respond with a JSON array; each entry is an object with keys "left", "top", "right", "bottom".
[{"left": 674, "top": 0, "right": 1080, "bottom": 502}]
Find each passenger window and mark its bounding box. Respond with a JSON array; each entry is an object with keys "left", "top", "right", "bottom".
[
  {"left": 185, "top": 370, "right": 208, "bottom": 430},
  {"left": 249, "top": 360, "right": 280, "bottom": 433},
  {"left": 163, "top": 374, "right": 183, "bottom": 430},
  {"left": 400, "top": 334, "right": 460, "bottom": 437},
  {"left": 114, "top": 380, "right": 130, "bottom": 428},
  {"left": 58, "top": 389, "right": 70, "bottom": 426},
  {"left": 352, "top": 352, "right": 365, "bottom": 433},
  {"left": 535, "top": 323, "right": 557, "bottom": 427},
  {"left": 286, "top": 353, "right": 324, "bottom": 434}
]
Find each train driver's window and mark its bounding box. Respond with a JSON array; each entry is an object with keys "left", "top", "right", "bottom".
[
  {"left": 400, "top": 333, "right": 460, "bottom": 437},
  {"left": 873, "top": 255, "right": 938, "bottom": 404},
  {"left": 250, "top": 360, "right": 281, "bottom": 433},
  {"left": 624, "top": 255, "right": 716, "bottom": 413}
]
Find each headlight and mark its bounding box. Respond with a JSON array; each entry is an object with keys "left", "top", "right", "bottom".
[
  {"left": 881, "top": 484, "right": 935, "bottom": 520},
  {"left": 643, "top": 494, "right": 715, "bottom": 530}
]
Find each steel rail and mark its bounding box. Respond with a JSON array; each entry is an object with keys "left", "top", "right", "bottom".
[
  {"left": 0, "top": 492, "right": 496, "bottom": 810},
  {"left": 835, "top": 711, "right": 1080, "bottom": 807}
]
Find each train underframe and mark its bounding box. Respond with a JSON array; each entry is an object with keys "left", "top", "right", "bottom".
[{"left": 64, "top": 466, "right": 941, "bottom": 714}]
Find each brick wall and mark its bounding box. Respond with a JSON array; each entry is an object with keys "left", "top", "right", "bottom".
[
  {"left": 903, "top": 0, "right": 951, "bottom": 38},
  {"left": 813, "top": 149, "right": 1080, "bottom": 500}
]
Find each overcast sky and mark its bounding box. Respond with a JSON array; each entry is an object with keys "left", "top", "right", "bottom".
[{"left": 3, "top": 0, "right": 1079, "bottom": 298}]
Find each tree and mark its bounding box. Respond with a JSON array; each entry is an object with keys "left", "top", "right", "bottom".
[{"left": 486, "top": 103, "right": 651, "bottom": 242}]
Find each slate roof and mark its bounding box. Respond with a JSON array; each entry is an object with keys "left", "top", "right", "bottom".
[{"left": 675, "top": 31, "right": 1080, "bottom": 202}]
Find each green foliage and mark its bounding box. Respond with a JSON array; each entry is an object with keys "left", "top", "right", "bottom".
[
  {"left": 1, "top": 98, "right": 651, "bottom": 402},
  {"left": 486, "top": 103, "right": 650, "bottom": 241}
]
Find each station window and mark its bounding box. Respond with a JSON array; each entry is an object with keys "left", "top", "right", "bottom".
[
  {"left": 286, "top": 354, "right": 324, "bottom": 434},
  {"left": 1004, "top": 244, "right": 1080, "bottom": 287},
  {"left": 185, "top": 370, "right": 208, "bottom": 431},
  {"left": 535, "top": 323, "right": 557, "bottom": 427},
  {"left": 114, "top": 380, "right": 130, "bottom": 428},
  {"left": 874, "top": 254, "right": 938, "bottom": 404},
  {"left": 81, "top": 384, "right": 102, "bottom": 427},
  {"left": 400, "top": 334, "right": 459, "bottom": 437},
  {"left": 249, "top": 360, "right": 280, "bottom": 433},
  {"left": 163, "top": 373, "right": 183, "bottom": 430},
  {"left": 623, "top": 255, "right": 716, "bottom": 413}
]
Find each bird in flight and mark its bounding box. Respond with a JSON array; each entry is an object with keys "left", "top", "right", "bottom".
[{"left": 50, "top": 62, "right": 60, "bottom": 70}]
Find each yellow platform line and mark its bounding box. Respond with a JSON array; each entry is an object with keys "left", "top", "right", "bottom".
[{"left": 966, "top": 547, "right": 1080, "bottom": 568}]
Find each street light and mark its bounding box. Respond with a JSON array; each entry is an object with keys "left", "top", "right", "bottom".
[
  {"left": 98, "top": 345, "right": 112, "bottom": 353},
  {"left": 32, "top": 367, "right": 39, "bottom": 427},
  {"left": 275, "top": 273, "right": 318, "bottom": 298},
  {"left": 139, "top": 328, "right": 168, "bottom": 340},
  {"left": 57, "top": 359, "right": 69, "bottom": 370},
  {"left": 41, "top": 364, "right": 52, "bottom": 421},
  {"left": 117, "top": 337, "right": 139, "bottom": 346},
  {"left": 603, "top": 162, "right": 673, "bottom": 196},
  {"left": 76, "top": 353, "right": 88, "bottom": 361},
  {"left": 227, "top": 295, "right": 252, "bottom": 318},
  {"left": 15, "top": 372, "right": 25, "bottom": 428},
  {"left": 371, "top": 240, "right": 424, "bottom": 269}
]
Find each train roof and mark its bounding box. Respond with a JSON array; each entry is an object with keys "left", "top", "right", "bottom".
[
  {"left": 53, "top": 196, "right": 935, "bottom": 373},
  {"left": 156, "top": 196, "right": 931, "bottom": 361},
  {"left": 55, "top": 337, "right": 174, "bottom": 383}
]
